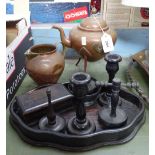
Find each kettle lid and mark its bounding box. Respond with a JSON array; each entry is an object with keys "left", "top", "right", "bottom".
[{"left": 79, "top": 17, "right": 108, "bottom": 31}]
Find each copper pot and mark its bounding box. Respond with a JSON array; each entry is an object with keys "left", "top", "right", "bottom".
[
  {"left": 25, "top": 44, "right": 65, "bottom": 85},
  {"left": 52, "top": 17, "right": 117, "bottom": 61}
]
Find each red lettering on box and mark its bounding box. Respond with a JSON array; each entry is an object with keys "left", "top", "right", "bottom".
[{"left": 64, "top": 7, "right": 88, "bottom": 22}]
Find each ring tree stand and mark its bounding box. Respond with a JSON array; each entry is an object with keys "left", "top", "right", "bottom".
[
  {"left": 9, "top": 68, "right": 145, "bottom": 151},
  {"left": 39, "top": 88, "right": 66, "bottom": 132}
]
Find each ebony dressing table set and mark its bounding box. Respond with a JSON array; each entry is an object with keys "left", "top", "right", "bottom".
[{"left": 9, "top": 17, "right": 146, "bottom": 151}]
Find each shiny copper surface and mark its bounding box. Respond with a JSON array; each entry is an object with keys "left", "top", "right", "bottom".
[
  {"left": 53, "top": 17, "right": 117, "bottom": 61},
  {"left": 25, "top": 44, "right": 65, "bottom": 85}
]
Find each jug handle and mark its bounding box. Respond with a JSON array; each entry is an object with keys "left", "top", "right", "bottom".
[
  {"left": 55, "top": 41, "right": 66, "bottom": 56},
  {"left": 24, "top": 49, "right": 38, "bottom": 59},
  {"left": 24, "top": 49, "right": 30, "bottom": 55},
  {"left": 24, "top": 49, "right": 31, "bottom": 59}
]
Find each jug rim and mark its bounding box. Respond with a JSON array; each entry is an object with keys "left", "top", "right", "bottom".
[{"left": 30, "top": 44, "right": 56, "bottom": 55}]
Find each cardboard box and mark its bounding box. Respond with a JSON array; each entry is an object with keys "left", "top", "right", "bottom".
[
  {"left": 6, "top": 17, "right": 33, "bottom": 106},
  {"left": 29, "top": 0, "right": 91, "bottom": 23}
]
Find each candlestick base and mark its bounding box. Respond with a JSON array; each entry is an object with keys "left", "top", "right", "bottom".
[
  {"left": 39, "top": 115, "right": 66, "bottom": 132},
  {"left": 98, "top": 108, "right": 127, "bottom": 128},
  {"left": 67, "top": 117, "right": 95, "bottom": 135}
]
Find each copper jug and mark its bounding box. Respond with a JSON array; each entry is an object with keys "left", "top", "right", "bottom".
[
  {"left": 25, "top": 44, "right": 65, "bottom": 85},
  {"left": 52, "top": 17, "right": 117, "bottom": 61}
]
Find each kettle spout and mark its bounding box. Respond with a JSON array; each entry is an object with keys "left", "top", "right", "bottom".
[{"left": 52, "top": 25, "right": 71, "bottom": 48}]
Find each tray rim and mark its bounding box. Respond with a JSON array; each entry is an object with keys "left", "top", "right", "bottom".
[
  {"left": 9, "top": 114, "right": 145, "bottom": 151},
  {"left": 9, "top": 85, "right": 146, "bottom": 151}
]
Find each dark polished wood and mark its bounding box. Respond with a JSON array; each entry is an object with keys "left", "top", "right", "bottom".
[{"left": 10, "top": 82, "right": 145, "bottom": 151}]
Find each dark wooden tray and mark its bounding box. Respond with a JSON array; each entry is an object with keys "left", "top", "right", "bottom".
[
  {"left": 132, "top": 50, "right": 149, "bottom": 75},
  {"left": 9, "top": 83, "right": 145, "bottom": 151}
]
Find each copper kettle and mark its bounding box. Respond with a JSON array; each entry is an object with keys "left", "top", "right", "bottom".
[{"left": 52, "top": 17, "right": 117, "bottom": 61}]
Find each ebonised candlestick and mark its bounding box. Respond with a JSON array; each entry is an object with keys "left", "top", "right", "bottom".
[
  {"left": 98, "top": 53, "right": 122, "bottom": 106},
  {"left": 67, "top": 72, "right": 96, "bottom": 135},
  {"left": 98, "top": 78, "right": 127, "bottom": 128}
]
